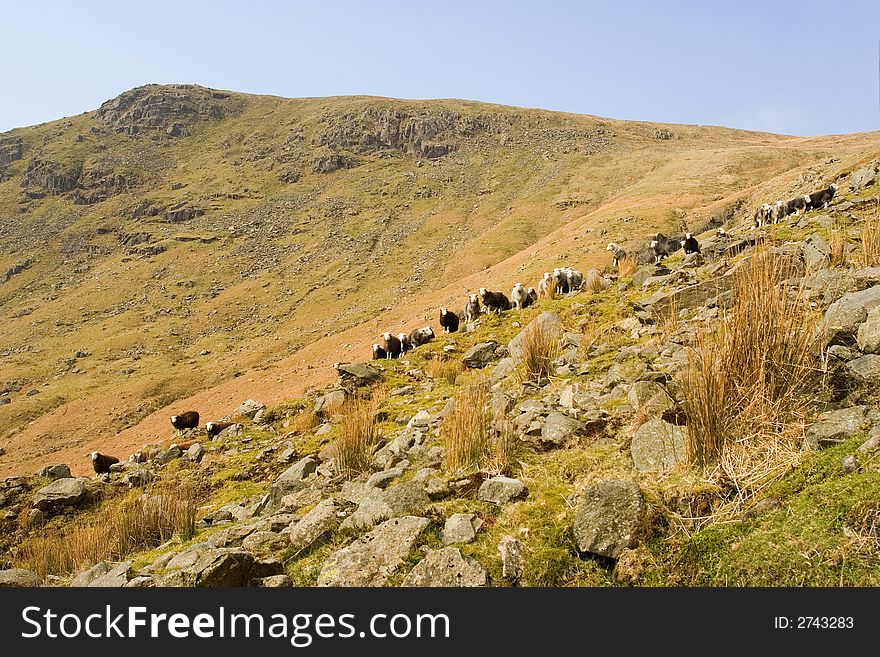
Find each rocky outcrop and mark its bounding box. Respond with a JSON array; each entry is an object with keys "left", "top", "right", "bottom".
[
  {"left": 477, "top": 476, "right": 528, "bottom": 504},
  {"left": 819, "top": 285, "right": 880, "bottom": 345},
  {"left": 0, "top": 568, "right": 41, "bottom": 587},
  {"left": 21, "top": 158, "right": 81, "bottom": 194},
  {"left": 401, "top": 548, "right": 487, "bottom": 587},
  {"left": 462, "top": 342, "right": 500, "bottom": 369},
  {"left": 32, "top": 477, "right": 88, "bottom": 512},
  {"left": 573, "top": 479, "right": 649, "bottom": 558}
]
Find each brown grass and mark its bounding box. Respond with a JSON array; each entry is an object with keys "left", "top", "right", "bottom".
[
  {"left": 332, "top": 392, "right": 384, "bottom": 478},
  {"left": 516, "top": 320, "right": 561, "bottom": 383},
  {"left": 485, "top": 419, "right": 519, "bottom": 477},
  {"left": 859, "top": 209, "right": 880, "bottom": 267},
  {"left": 829, "top": 232, "right": 849, "bottom": 268},
  {"left": 287, "top": 409, "right": 321, "bottom": 435},
  {"left": 442, "top": 379, "right": 491, "bottom": 473},
  {"left": 583, "top": 270, "right": 606, "bottom": 294},
  {"left": 681, "top": 249, "right": 821, "bottom": 491},
  {"left": 18, "top": 485, "right": 196, "bottom": 579},
  {"left": 617, "top": 256, "right": 639, "bottom": 279},
  {"left": 427, "top": 355, "right": 464, "bottom": 385}
]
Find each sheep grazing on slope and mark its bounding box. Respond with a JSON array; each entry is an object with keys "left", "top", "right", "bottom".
[
  {"left": 716, "top": 227, "right": 728, "bottom": 238},
  {"left": 681, "top": 233, "right": 701, "bottom": 255},
  {"left": 753, "top": 203, "right": 772, "bottom": 228},
  {"left": 171, "top": 411, "right": 199, "bottom": 436},
  {"left": 807, "top": 183, "right": 839, "bottom": 211},
  {"left": 382, "top": 332, "right": 402, "bottom": 359},
  {"left": 565, "top": 267, "right": 584, "bottom": 291},
  {"left": 511, "top": 283, "right": 530, "bottom": 310},
  {"left": 409, "top": 326, "right": 435, "bottom": 347},
  {"left": 606, "top": 243, "right": 627, "bottom": 267},
  {"left": 538, "top": 272, "right": 556, "bottom": 299},
  {"left": 650, "top": 233, "right": 681, "bottom": 263},
  {"left": 371, "top": 343, "right": 388, "bottom": 360},
  {"left": 526, "top": 287, "right": 538, "bottom": 306},
  {"left": 206, "top": 421, "right": 236, "bottom": 440},
  {"left": 90, "top": 451, "right": 119, "bottom": 474},
  {"left": 397, "top": 332, "right": 413, "bottom": 356},
  {"left": 479, "top": 287, "right": 511, "bottom": 314},
  {"left": 769, "top": 200, "right": 785, "bottom": 224},
  {"left": 784, "top": 195, "right": 810, "bottom": 217},
  {"left": 439, "top": 307, "right": 460, "bottom": 333},
  {"left": 552, "top": 268, "right": 569, "bottom": 294},
  {"left": 464, "top": 293, "right": 481, "bottom": 323}
]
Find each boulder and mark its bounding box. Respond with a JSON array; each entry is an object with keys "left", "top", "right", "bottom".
[
  {"left": 260, "top": 455, "right": 319, "bottom": 513},
  {"left": 801, "top": 269, "right": 860, "bottom": 305},
  {"left": 314, "top": 390, "right": 347, "bottom": 417},
  {"left": 841, "top": 455, "right": 861, "bottom": 474},
  {"left": 32, "top": 477, "right": 87, "bottom": 511},
  {"left": 462, "top": 342, "right": 499, "bottom": 369},
  {"left": 845, "top": 355, "right": 880, "bottom": 383},
  {"left": 630, "top": 419, "right": 688, "bottom": 472},
  {"left": 318, "top": 516, "right": 430, "bottom": 587},
  {"left": 186, "top": 443, "right": 204, "bottom": 463},
  {"left": 498, "top": 535, "right": 525, "bottom": 583},
  {"left": 441, "top": 513, "right": 482, "bottom": 545},
  {"left": 88, "top": 562, "right": 132, "bottom": 587},
  {"left": 538, "top": 412, "right": 585, "bottom": 448},
  {"left": 38, "top": 464, "right": 71, "bottom": 481},
  {"left": 124, "top": 468, "right": 156, "bottom": 488},
  {"left": 159, "top": 549, "right": 283, "bottom": 587},
  {"left": 508, "top": 312, "right": 563, "bottom": 362},
  {"left": 819, "top": 285, "right": 880, "bottom": 345},
  {"left": 0, "top": 568, "right": 41, "bottom": 587},
  {"left": 573, "top": 479, "right": 648, "bottom": 558},
  {"left": 850, "top": 162, "right": 879, "bottom": 190},
  {"left": 365, "top": 467, "right": 405, "bottom": 489},
  {"left": 856, "top": 305, "right": 880, "bottom": 353},
  {"left": 627, "top": 381, "right": 676, "bottom": 417},
  {"left": 477, "top": 476, "right": 528, "bottom": 505},
  {"left": 71, "top": 562, "right": 112, "bottom": 587},
  {"left": 288, "top": 499, "right": 340, "bottom": 551},
  {"left": 232, "top": 399, "right": 265, "bottom": 419},
  {"left": 340, "top": 481, "right": 430, "bottom": 530},
  {"left": 804, "top": 406, "right": 870, "bottom": 449},
  {"left": 335, "top": 363, "right": 382, "bottom": 386},
  {"left": 402, "top": 548, "right": 487, "bottom": 587},
  {"left": 858, "top": 426, "right": 880, "bottom": 452}
]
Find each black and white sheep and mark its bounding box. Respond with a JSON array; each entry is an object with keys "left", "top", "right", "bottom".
[
  {"left": 479, "top": 287, "right": 511, "bottom": 314},
  {"left": 372, "top": 343, "right": 388, "bottom": 360},
  {"left": 382, "top": 332, "right": 402, "bottom": 359},
  {"left": 650, "top": 233, "right": 681, "bottom": 263},
  {"left": 409, "top": 326, "right": 435, "bottom": 347},
  {"left": 552, "top": 268, "right": 570, "bottom": 294},
  {"left": 606, "top": 243, "right": 627, "bottom": 267},
  {"left": 807, "top": 183, "right": 839, "bottom": 211},
  {"left": 526, "top": 287, "right": 538, "bottom": 306},
  {"left": 171, "top": 411, "right": 200, "bottom": 434},
  {"left": 784, "top": 195, "right": 810, "bottom": 217},
  {"left": 565, "top": 267, "right": 583, "bottom": 291},
  {"left": 397, "top": 332, "right": 413, "bottom": 355},
  {"left": 681, "top": 233, "right": 700, "bottom": 255},
  {"left": 206, "top": 421, "right": 236, "bottom": 440},
  {"left": 439, "top": 307, "right": 460, "bottom": 333}
]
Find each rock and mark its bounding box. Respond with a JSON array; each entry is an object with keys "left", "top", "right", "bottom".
[
  {"left": 124, "top": 576, "right": 155, "bottom": 588},
  {"left": 801, "top": 269, "right": 860, "bottom": 305},
  {"left": 0, "top": 568, "right": 41, "bottom": 587},
  {"left": 365, "top": 467, "right": 404, "bottom": 489},
  {"left": 845, "top": 355, "right": 880, "bottom": 383},
  {"left": 462, "top": 342, "right": 499, "bottom": 369},
  {"left": 242, "top": 531, "right": 288, "bottom": 553},
  {"left": 858, "top": 426, "right": 880, "bottom": 452},
  {"left": 38, "top": 464, "right": 71, "bottom": 481},
  {"left": 335, "top": 362, "right": 382, "bottom": 385},
  {"left": 743, "top": 497, "right": 781, "bottom": 518},
  {"left": 630, "top": 419, "right": 688, "bottom": 472},
  {"left": 260, "top": 455, "right": 319, "bottom": 513},
  {"left": 605, "top": 360, "right": 648, "bottom": 388},
  {"left": 804, "top": 406, "right": 870, "bottom": 449},
  {"left": 318, "top": 516, "right": 430, "bottom": 587},
  {"left": 314, "top": 390, "right": 347, "bottom": 417},
  {"left": 638, "top": 273, "right": 737, "bottom": 319},
  {"left": 490, "top": 357, "right": 517, "bottom": 382},
  {"left": 288, "top": 499, "right": 340, "bottom": 551},
  {"left": 186, "top": 443, "right": 204, "bottom": 463},
  {"left": 27, "top": 508, "right": 47, "bottom": 527},
  {"left": 477, "top": 476, "right": 528, "bottom": 505},
  {"left": 498, "top": 535, "right": 525, "bottom": 583},
  {"left": 88, "top": 562, "right": 132, "bottom": 587},
  {"left": 124, "top": 468, "right": 156, "bottom": 487},
  {"left": 850, "top": 162, "right": 880, "bottom": 190},
  {"left": 841, "top": 455, "right": 861, "bottom": 474},
  {"left": 233, "top": 399, "right": 265, "bottom": 419},
  {"left": 819, "top": 285, "right": 880, "bottom": 345},
  {"left": 537, "top": 412, "right": 585, "bottom": 448},
  {"left": 32, "top": 477, "right": 87, "bottom": 511},
  {"left": 856, "top": 305, "right": 880, "bottom": 353},
  {"left": 407, "top": 410, "right": 432, "bottom": 428},
  {"left": 632, "top": 265, "right": 668, "bottom": 287},
  {"left": 573, "top": 479, "right": 648, "bottom": 558},
  {"left": 340, "top": 481, "right": 430, "bottom": 530},
  {"left": 254, "top": 575, "right": 292, "bottom": 588},
  {"left": 627, "top": 381, "right": 676, "bottom": 417},
  {"left": 508, "top": 312, "right": 563, "bottom": 362},
  {"left": 71, "top": 562, "right": 112, "bottom": 587},
  {"left": 160, "top": 549, "right": 283, "bottom": 587},
  {"left": 441, "top": 513, "right": 482, "bottom": 545},
  {"left": 156, "top": 445, "right": 182, "bottom": 464},
  {"left": 402, "top": 548, "right": 487, "bottom": 587}
]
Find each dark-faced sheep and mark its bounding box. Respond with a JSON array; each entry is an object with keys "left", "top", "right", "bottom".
[
  {"left": 650, "top": 233, "right": 681, "bottom": 263},
  {"left": 565, "top": 267, "right": 584, "bottom": 291},
  {"left": 753, "top": 203, "right": 771, "bottom": 228},
  {"left": 681, "top": 233, "right": 700, "bottom": 255},
  {"left": 409, "top": 326, "right": 435, "bottom": 347},
  {"left": 606, "top": 243, "right": 627, "bottom": 267},
  {"left": 439, "top": 307, "right": 460, "bottom": 333},
  {"left": 382, "top": 332, "right": 402, "bottom": 359},
  {"left": 784, "top": 195, "right": 810, "bottom": 217},
  {"left": 372, "top": 343, "right": 387, "bottom": 360},
  {"left": 206, "top": 421, "right": 236, "bottom": 440},
  {"left": 171, "top": 411, "right": 199, "bottom": 436},
  {"left": 464, "top": 294, "right": 481, "bottom": 323},
  {"left": 552, "top": 268, "right": 570, "bottom": 294},
  {"left": 91, "top": 451, "right": 119, "bottom": 474},
  {"left": 526, "top": 287, "right": 538, "bottom": 306},
  {"left": 479, "top": 288, "right": 511, "bottom": 314},
  {"left": 807, "top": 183, "right": 839, "bottom": 211}
]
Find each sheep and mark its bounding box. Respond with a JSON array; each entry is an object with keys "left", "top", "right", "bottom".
[
  {"left": 784, "top": 195, "right": 810, "bottom": 217},
  {"left": 716, "top": 227, "right": 728, "bottom": 238},
  {"left": 439, "top": 307, "right": 460, "bottom": 333},
  {"left": 650, "top": 233, "right": 681, "bottom": 263},
  {"left": 552, "top": 268, "right": 570, "bottom": 294},
  {"left": 537, "top": 272, "right": 556, "bottom": 299},
  {"left": 606, "top": 243, "right": 627, "bottom": 267},
  {"left": 397, "top": 332, "right": 413, "bottom": 356},
  {"left": 565, "top": 267, "right": 584, "bottom": 291},
  {"left": 769, "top": 200, "right": 785, "bottom": 224},
  {"left": 526, "top": 287, "right": 538, "bottom": 306},
  {"left": 382, "top": 332, "right": 402, "bottom": 359},
  {"left": 371, "top": 343, "right": 388, "bottom": 360},
  {"left": 170, "top": 411, "right": 199, "bottom": 437},
  {"left": 807, "top": 183, "right": 839, "bottom": 211},
  {"left": 409, "top": 326, "right": 435, "bottom": 347},
  {"left": 511, "top": 283, "right": 530, "bottom": 310},
  {"left": 463, "top": 293, "right": 481, "bottom": 323},
  {"left": 90, "top": 451, "right": 119, "bottom": 474},
  {"left": 479, "top": 287, "right": 511, "bottom": 314},
  {"left": 206, "top": 421, "right": 236, "bottom": 440},
  {"left": 753, "top": 203, "right": 772, "bottom": 228},
  {"left": 681, "top": 233, "right": 700, "bottom": 255}
]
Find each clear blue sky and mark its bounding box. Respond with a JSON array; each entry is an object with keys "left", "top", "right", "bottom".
[{"left": 1, "top": 0, "right": 878, "bottom": 135}]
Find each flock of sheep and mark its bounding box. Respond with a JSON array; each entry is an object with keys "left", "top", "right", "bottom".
[{"left": 752, "top": 183, "right": 839, "bottom": 227}]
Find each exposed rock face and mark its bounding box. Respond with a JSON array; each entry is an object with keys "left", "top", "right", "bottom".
[
  {"left": 288, "top": 499, "right": 340, "bottom": 551},
  {"left": 38, "top": 464, "right": 71, "bottom": 481},
  {"left": 462, "top": 342, "right": 499, "bottom": 368},
  {"left": 158, "top": 549, "right": 284, "bottom": 587},
  {"left": 820, "top": 286, "right": 880, "bottom": 345},
  {"left": 845, "top": 355, "right": 880, "bottom": 383},
  {"left": 340, "top": 481, "right": 430, "bottom": 530},
  {"left": 1, "top": 258, "right": 34, "bottom": 284},
  {"left": 441, "top": 513, "right": 482, "bottom": 545},
  {"left": 508, "top": 312, "right": 563, "bottom": 362},
  {"left": 260, "top": 456, "right": 319, "bottom": 512},
  {"left": 856, "top": 305, "right": 880, "bottom": 353},
  {"left": 96, "top": 84, "right": 240, "bottom": 136},
  {"left": 401, "top": 548, "right": 487, "bottom": 587},
  {"left": 573, "top": 479, "right": 649, "bottom": 558},
  {"left": 233, "top": 399, "right": 266, "bottom": 419},
  {"left": 630, "top": 419, "right": 688, "bottom": 472},
  {"left": 804, "top": 406, "right": 870, "bottom": 449},
  {"left": 335, "top": 362, "right": 382, "bottom": 386},
  {"left": 0, "top": 136, "right": 23, "bottom": 168},
  {"left": 21, "top": 158, "right": 81, "bottom": 194},
  {"left": 318, "top": 516, "right": 430, "bottom": 587},
  {"left": 32, "top": 477, "right": 87, "bottom": 511}
]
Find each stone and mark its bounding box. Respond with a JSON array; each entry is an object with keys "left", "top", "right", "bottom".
[
  {"left": 160, "top": 549, "right": 283, "bottom": 587},
  {"left": 627, "top": 381, "right": 676, "bottom": 417},
  {"left": 242, "top": 531, "right": 288, "bottom": 553},
  {"left": 335, "top": 362, "right": 382, "bottom": 385},
  {"left": 0, "top": 568, "right": 41, "bottom": 587},
  {"left": 38, "top": 464, "right": 71, "bottom": 481},
  {"left": 186, "top": 443, "right": 205, "bottom": 463},
  {"left": 88, "top": 562, "right": 132, "bottom": 587},
  {"left": 232, "top": 399, "right": 265, "bottom": 419},
  {"left": 605, "top": 360, "right": 648, "bottom": 388},
  {"left": 477, "top": 476, "right": 528, "bottom": 505},
  {"left": 490, "top": 357, "right": 517, "bottom": 382},
  {"left": 124, "top": 468, "right": 156, "bottom": 487},
  {"left": 441, "top": 513, "right": 482, "bottom": 545},
  {"left": 32, "top": 477, "right": 87, "bottom": 511},
  {"left": 537, "top": 412, "right": 585, "bottom": 448},
  {"left": 318, "top": 516, "right": 430, "bottom": 587},
  {"left": 574, "top": 479, "right": 648, "bottom": 558},
  {"left": 156, "top": 445, "right": 182, "bottom": 464},
  {"left": 462, "top": 342, "right": 499, "bottom": 369},
  {"left": 255, "top": 575, "right": 292, "bottom": 587},
  {"left": 630, "top": 419, "right": 688, "bottom": 472},
  {"left": 71, "top": 562, "right": 112, "bottom": 587},
  {"left": 841, "top": 455, "right": 861, "bottom": 474},
  {"left": 508, "top": 312, "right": 563, "bottom": 362},
  {"left": 804, "top": 406, "right": 870, "bottom": 449},
  {"left": 365, "top": 467, "right": 404, "bottom": 489},
  {"left": 632, "top": 265, "right": 667, "bottom": 287},
  {"left": 801, "top": 269, "right": 860, "bottom": 305},
  {"left": 260, "top": 455, "right": 319, "bottom": 513},
  {"left": 314, "top": 390, "right": 347, "bottom": 417},
  {"left": 819, "top": 285, "right": 880, "bottom": 345},
  {"left": 402, "top": 548, "right": 487, "bottom": 587},
  {"left": 407, "top": 410, "right": 432, "bottom": 428},
  {"left": 850, "top": 162, "right": 880, "bottom": 190},
  {"left": 288, "top": 499, "right": 340, "bottom": 551},
  {"left": 340, "top": 481, "right": 430, "bottom": 530},
  {"left": 845, "top": 355, "right": 880, "bottom": 382},
  {"left": 498, "top": 535, "right": 525, "bottom": 583},
  {"left": 856, "top": 305, "right": 880, "bottom": 353},
  {"left": 858, "top": 426, "right": 880, "bottom": 452}
]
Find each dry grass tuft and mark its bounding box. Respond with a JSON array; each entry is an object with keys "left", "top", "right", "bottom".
[
  {"left": 829, "top": 231, "right": 849, "bottom": 268},
  {"left": 680, "top": 249, "right": 821, "bottom": 508},
  {"left": 617, "top": 255, "right": 639, "bottom": 279},
  {"left": 287, "top": 409, "right": 321, "bottom": 435},
  {"left": 859, "top": 208, "right": 880, "bottom": 267},
  {"left": 427, "top": 355, "right": 464, "bottom": 385},
  {"left": 442, "top": 379, "right": 491, "bottom": 473},
  {"left": 18, "top": 484, "right": 196, "bottom": 578},
  {"left": 332, "top": 392, "right": 384, "bottom": 479},
  {"left": 517, "top": 320, "right": 561, "bottom": 383},
  {"left": 583, "top": 270, "right": 606, "bottom": 294}
]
